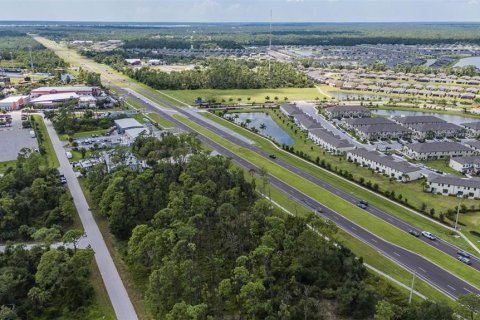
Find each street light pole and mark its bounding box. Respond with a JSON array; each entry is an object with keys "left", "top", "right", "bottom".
[{"left": 455, "top": 196, "right": 463, "bottom": 231}]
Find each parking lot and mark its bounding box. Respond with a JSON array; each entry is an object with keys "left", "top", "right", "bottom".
[{"left": 0, "top": 111, "right": 38, "bottom": 162}]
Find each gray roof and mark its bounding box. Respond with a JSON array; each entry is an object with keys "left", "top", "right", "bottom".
[
  {"left": 462, "top": 122, "right": 480, "bottom": 130},
  {"left": 395, "top": 116, "right": 446, "bottom": 125},
  {"left": 308, "top": 128, "right": 354, "bottom": 149},
  {"left": 405, "top": 142, "right": 473, "bottom": 153},
  {"left": 429, "top": 175, "right": 480, "bottom": 189},
  {"left": 294, "top": 114, "right": 322, "bottom": 129},
  {"left": 450, "top": 156, "right": 480, "bottom": 165},
  {"left": 348, "top": 148, "right": 420, "bottom": 173},
  {"left": 356, "top": 123, "right": 411, "bottom": 134},
  {"left": 326, "top": 105, "right": 370, "bottom": 114},
  {"left": 409, "top": 122, "right": 463, "bottom": 132},
  {"left": 466, "top": 140, "right": 480, "bottom": 150},
  {"left": 280, "top": 103, "right": 302, "bottom": 115},
  {"left": 345, "top": 117, "right": 393, "bottom": 127},
  {"left": 114, "top": 118, "right": 143, "bottom": 130}
]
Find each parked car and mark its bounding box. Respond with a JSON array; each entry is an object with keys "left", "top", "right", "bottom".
[
  {"left": 457, "top": 250, "right": 471, "bottom": 259},
  {"left": 421, "top": 231, "right": 436, "bottom": 240},
  {"left": 457, "top": 256, "right": 471, "bottom": 265},
  {"left": 408, "top": 229, "right": 420, "bottom": 237}
]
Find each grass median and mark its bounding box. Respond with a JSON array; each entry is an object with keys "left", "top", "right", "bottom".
[
  {"left": 33, "top": 115, "right": 60, "bottom": 168},
  {"left": 174, "top": 113, "right": 480, "bottom": 290},
  {"left": 201, "top": 111, "right": 477, "bottom": 251}
]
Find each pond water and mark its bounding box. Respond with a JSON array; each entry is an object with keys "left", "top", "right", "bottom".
[
  {"left": 226, "top": 112, "right": 294, "bottom": 145},
  {"left": 372, "top": 109, "right": 479, "bottom": 125},
  {"left": 330, "top": 92, "right": 392, "bottom": 101},
  {"left": 454, "top": 56, "right": 480, "bottom": 69}
]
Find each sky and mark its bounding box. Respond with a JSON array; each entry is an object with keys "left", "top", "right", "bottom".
[{"left": 1, "top": 0, "right": 480, "bottom": 22}]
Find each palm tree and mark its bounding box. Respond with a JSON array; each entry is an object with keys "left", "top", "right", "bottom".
[
  {"left": 245, "top": 118, "right": 252, "bottom": 128},
  {"left": 260, "top": 123, "right": 267, "bottom": 132},
  {"left": 265, "top": 96, "right": 270, "bottom": 101}
]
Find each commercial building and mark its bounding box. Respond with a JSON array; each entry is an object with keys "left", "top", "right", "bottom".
[
  {"left": 30, "top": 93, "right": 80, "bottom": 108},
  {"left": 347, "top": 148, "right": 423, "bottom": 181},
  {"left": 114, "top": 118, "right": 144, "bottom": 133},
  {"left": 0, "top": 95, "right": 26, "bottom": 111},
  {"left": 30, "top": 86, "right": 101, "bottom": 97},
  {"left": 325, "top": 105, "right": 371, "bottom": 119},
  {"left": 308, "top": 128, "right": 355, "bottom": 155},
  {"left": 427, "top": 176, "right": 480, "bottom": 199},
  {"left": 403, "top": 142, "right": 477, "bottom": 160},
  {"left": 449, "top": 156, "right": 480, "bottom": 174}
]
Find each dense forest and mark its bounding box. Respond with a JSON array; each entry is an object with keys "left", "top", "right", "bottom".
[
  {"left": 125, "top": 60, "right": 313, "bottom": 90},
  {"left": 47, "top": 106, "right": 114, "bottom": 136},
  {"left": 0, "top": 151, "right": 76, "bottom": 241},
  {"left": 0, "top": 35, "right": 67, "bottom": 73},
  {"left": 85, "top": 134, "right": 457, "bottom": 319},
  {"left": 0, "top": 246, "right": 97, "bottom": 319}
]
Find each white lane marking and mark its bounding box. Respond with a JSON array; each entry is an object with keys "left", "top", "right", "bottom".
[
  {"left": 393, "top": 252, "right": 401, "bottom": 257},
  {"left": 418, "top": 267, "right": 427, "bottom": 273},
  {"left": 447, "top": 285, "right": 456, "bottom": 291},
  {"left": 464, "top": 287, "right": 474, "bottom": 294},
  {"left": 351, "top": 226, "right": 357, "bottom": 231},
  {"left": 371, "top": 238, "right": 378, "bottom": 243}
]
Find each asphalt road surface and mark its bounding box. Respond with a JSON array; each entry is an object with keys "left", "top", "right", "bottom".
[
  {"left": 121, "top": 86, "right": 480, "bottom": 300},
  {"left": 44, "top": 118, "right": 138, "bottom": 320}
]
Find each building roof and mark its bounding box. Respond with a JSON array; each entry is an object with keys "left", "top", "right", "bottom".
[
  {"left": 0, "top": 95, "right": 24, "bottom": 103},
  {"left": 31, "top": 92, "right": 79, "bottom": 103},
  {"left": 125, "top": 127, "right": 148, "bottom": 140},
  {"left": 31, "top": 86, "right": 97, "bottom": 93},
  {"left": 405, "top": 141, "right": 473, "bottom": 153},
  {"left": 114, "top": 118, "right": 143, "bottom": 129},
  {"left": 348, "top": 148, "right": 421, "bottom": 173},
  {"left": 280, "top": 103, "right": 302, "bottom": 115},
  {"left": 356, "top": 123, "right": 410, "bottom": 134},
  {"left": 450, "top": 156, "right": 480, "bottom": 165},
  {"left": 394, "top": 115, "right": 446, "bottom": 125},
  {"left": 409, "top": 122, "right": 463, "bottom": 133},
  {"left": 462, "top": 122, "right": 480, "bottom": 130},
  {"left": 345, "top": 117, "right": 394, "bottom": 127},
  {"left": 295, "top": 114, "right": 322, "bottom": 129},
  {"left": 308, "top": 128, "right": 354, "bottom": 149},
  {"left": 466, "top": 140, "right": 480, "bottom": 150},
  {"left": 325, "top": 105, "right": 370, "bottom": 114},
  {"left": 429, "top": 175, "right": 480, "bottom": 189}
]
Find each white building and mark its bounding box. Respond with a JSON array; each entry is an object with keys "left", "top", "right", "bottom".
[
  {"left": 347, "top": 148, "right": 423, "bottom": 181},
  {"left": 308, "top": 128, "right": 355, "bottom": 155},
  {"left": 403, "top": 142, "right": 477, "bottom": 160},
  {"left": 462, "top": 122, "right": 480, "bottom": 138},
  {"left": 449, "top": 156, "right": 480, "bottom": 174},
  {"left": 427, "top": 176, "right": 480, "bottom": 199},
  {"left": 114, "top": 118, "right": 144, "bottom": 133},
  {"left": 30, "top": 93, "right": 80, "bottom": 108}
]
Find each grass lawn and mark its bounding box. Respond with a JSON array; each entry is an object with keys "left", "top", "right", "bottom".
[
  {"left": 147, "top": 112, "right": 174, "bottom": 129},
  {"left": 33, "top": 115, "right": 60, "bottom": 168},
  {"left": 78, "top": 178, "right": 150, "bottom": 320},
  {"left": 173, "top": 113, "right": 480, "bottom": 288},
  {"left": 0, "top": 160, "right": 16, "bottom": 174},
  {"left": 130, "top": 113, "right": 146, "bottom": 124},
  {"left": 158, "top": 88, "right": 325, "bottom": 106},
  {"left": 421, "top": 159, "right": 465, "bottom": 176}
]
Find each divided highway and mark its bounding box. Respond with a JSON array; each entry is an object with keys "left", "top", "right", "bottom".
[{"left": 120, "top": 86, "right": 480, "bottom": 300}]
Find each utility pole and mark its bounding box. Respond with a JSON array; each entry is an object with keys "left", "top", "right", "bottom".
[{"left": 408, "top": 272, "right": 416, "bottom": 304}]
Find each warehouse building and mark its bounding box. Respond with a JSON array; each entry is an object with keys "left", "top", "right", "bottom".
[
  {"left": 30, "top": 93, "right": 80, "bottom": 108},
  {"left": 31, "top": 86, "right": 101, "bottom": 97},
  {"left": 0, "top": 95, "right": 26, "bottom": 111},
  {"left": 114, "top": 118, "right": 144, "bottom": 134}
]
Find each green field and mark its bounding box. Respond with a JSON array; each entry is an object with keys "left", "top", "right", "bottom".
[
  {"left": 33, "top": 115, "right": 60, "bottom": 168},
  {"left": 173, "top": 113, "right": 480, "bottom": 289},
  {"left": 421, "top": 159, "right": 464, "bottom": 177},
  {"left": 0, "top": 160, "right": 16, "bottom": 174},
  {"left": 203, "top": 109, "right": 480, "bottom": 248},
  {"left": 158, "top": 88, "right": 325, "bottom": 106},
  {"left": 147, "top": 112, "right": 174, "bottom": 129}
]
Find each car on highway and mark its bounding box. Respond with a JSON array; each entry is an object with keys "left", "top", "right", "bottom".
[
  {"left": 457, "top": 250, "right": 471, "bottom": 259},
  {"left": 457, "top": 256, "right": 471, "bottom": 265},
  {"left": 359, "top": 200, "right": 368, "bottom": 206},
  {"left": 408, "top": 229, "right": 420, "bottom": 237},
  {"left": 421, "top": 231, "right": 436, "bottom": 240},
  {"left": 357, "top": 202, "right": 368, "bottom": 209},
  {"left": 268, "top": 154, "right": 277, "bottom": 159}
]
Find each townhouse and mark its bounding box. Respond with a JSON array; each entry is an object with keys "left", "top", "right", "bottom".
[
  {"left": 449, "top": 156, "right": 480, "bottom": 174},
  {"left": 308, "top": 128, "right": 355, "bottom": 155},
  {"left": 403, "top": 142, "right": 477, "bottom": 160},
  {"left": 347, "top": 148, "right": 423, "bottom": 181},
  {"left": 344, "top": 117, "right": 411, "bottom": 140},
  {"left": 293, "top": 114, "right": 323, "bottom": 131},
  {"left": 427, "top": 176, "right": 480, "bottom": 199},
  {"left": 461, "top": 122, "right": 480, "bottom": 138},
  {"left": 280, "top": 103, "right": 302, "bottom": 118},
  {"left": 324, "top": 105, "right": 371, "bottom": 119},
  {"left": 408, "top": 122, "right": 465, "bottom": 139}
]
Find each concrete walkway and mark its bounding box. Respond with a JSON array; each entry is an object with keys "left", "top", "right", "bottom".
[{"left": 44, "top": 117, "right": 137, "bottom": 320}]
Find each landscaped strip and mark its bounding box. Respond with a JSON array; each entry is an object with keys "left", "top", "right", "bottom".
[
  {"left": 32, "top": 115, "right": 60, "bottom": 168},
  {"left": 173, "top": 113, "right": 480, "bottom": 290}
]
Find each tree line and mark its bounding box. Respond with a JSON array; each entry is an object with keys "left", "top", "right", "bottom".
[
  {"left": 124, "top": 59, "right": 313, "bottom": 90},
  {"left": 84, "top": 134, "right": 461, "bottom": 319}
]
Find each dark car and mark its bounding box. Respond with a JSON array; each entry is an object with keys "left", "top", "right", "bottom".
[
  {"left": 359, "top": 200, "right": 369, "bottom": 206},
  {"left": 268, "top": 154, "right": 277, "bottom": 159},
  {"left": 408, "top": 229, "right": 420, "bottom": 237},
  {"left": 457, "top": 250, "right": 471, "bottom": 259},
  {"left": 458, "top": 256, "right": 471, "bottom": 265},
  {"left": 357, "top": 203, "right": 367, "bottom": 209}
]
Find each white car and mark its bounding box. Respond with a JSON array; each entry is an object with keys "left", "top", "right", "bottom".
[{"left": 421, "top": 231, "right": 436, "bottom": 240}]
